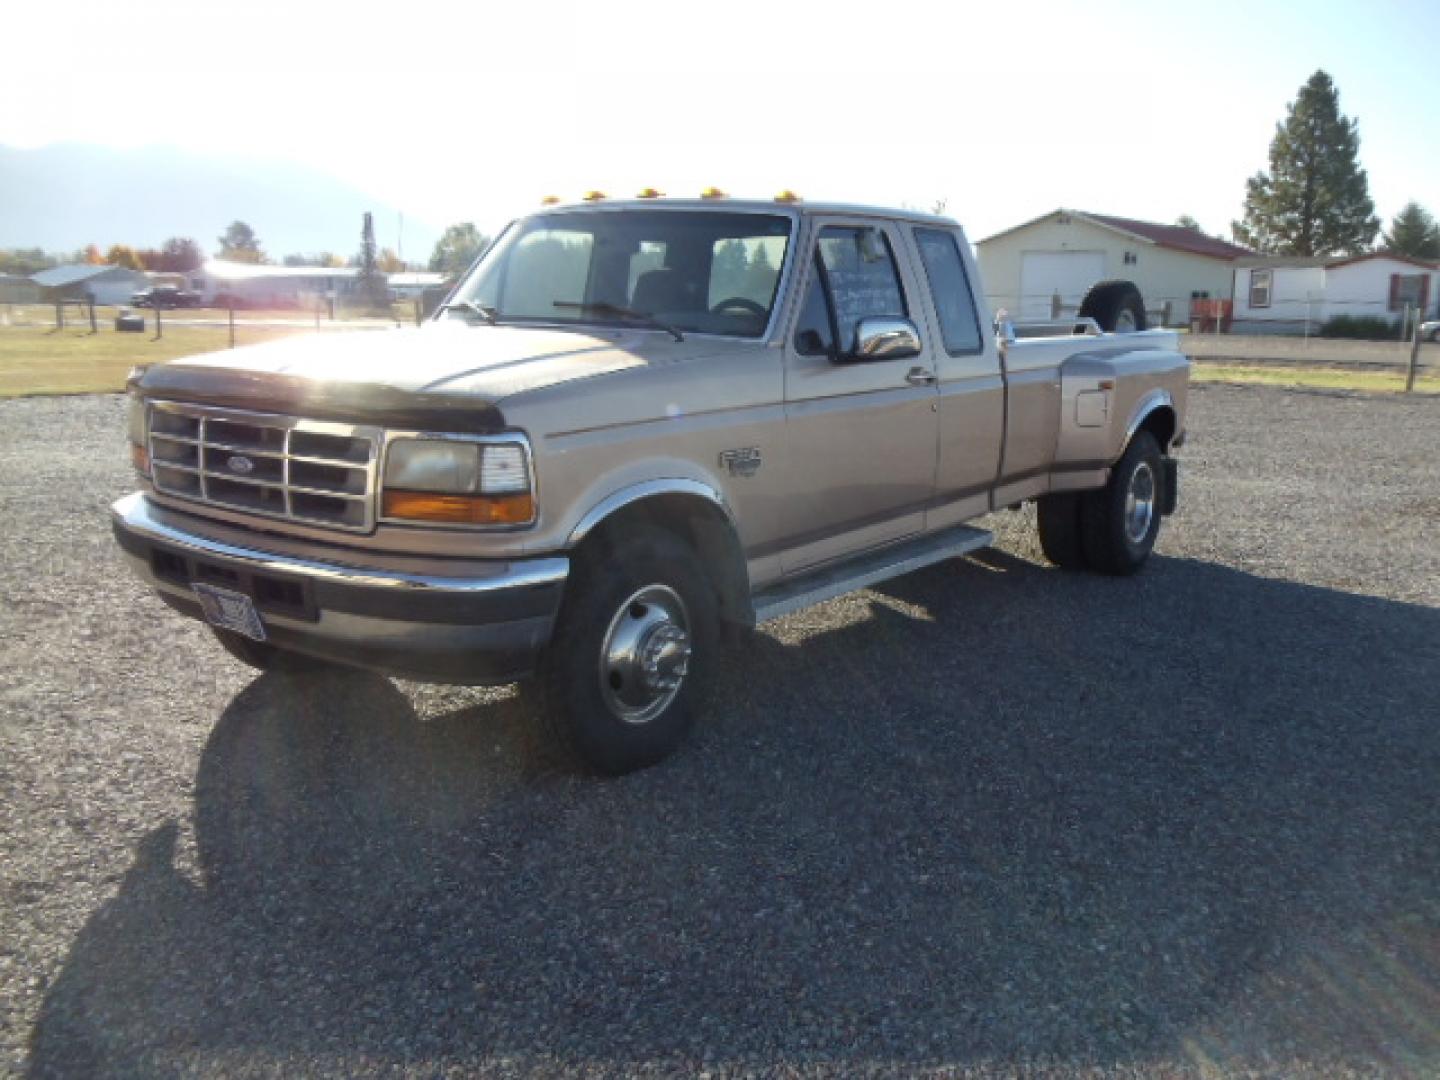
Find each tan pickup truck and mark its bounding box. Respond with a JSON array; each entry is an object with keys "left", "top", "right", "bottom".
[{"left": 113, "top": 196, "right": 1188, "bottom": 772}]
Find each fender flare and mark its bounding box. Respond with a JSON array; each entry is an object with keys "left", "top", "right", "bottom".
[
  {"left": 1124, "top": 388, "right": 1176, "bottom": 450},
  {"left": 567, "top": 478, "right": 738, "bottom": 548}
]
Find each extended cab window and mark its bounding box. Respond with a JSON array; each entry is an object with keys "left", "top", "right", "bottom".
[
  {"left": 914, "top": 228, "right": 983, "bottom": 355},
  {"left": 816, "top": 226, "right": 907, "bottom": 352}
]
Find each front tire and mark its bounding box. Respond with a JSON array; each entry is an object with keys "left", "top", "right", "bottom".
[
  {"left": 530, "top": 527, "right": 717, "bottom": 775},
  {"left": 1080, "top": 431, "right": 1164, "bottom": 575}
]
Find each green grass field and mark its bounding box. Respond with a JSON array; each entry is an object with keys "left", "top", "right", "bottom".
[
  {"left": 1191, "top": 361, "right": 1439, "bottom": 394},
  {"left": 0, "top": 324, "right": 366, "bottom": 397}
]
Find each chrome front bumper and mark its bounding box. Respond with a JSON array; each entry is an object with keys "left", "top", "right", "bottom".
[{"left": 110, "top": 492, "right": 569, "bottom": 684}]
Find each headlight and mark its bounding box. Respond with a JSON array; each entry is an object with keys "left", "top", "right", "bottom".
[
  {"left": 382, "top": 437, "right": 535, "bottom": 526},
  {"left": 384, "top": 439, "right": 481, "bottom": 493}
]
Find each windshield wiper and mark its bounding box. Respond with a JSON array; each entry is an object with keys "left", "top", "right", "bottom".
[
  {"left": 441, "top": 299, "right": 498, "bottom": 324},
  {"left": 552, "top": 300, "right": 684, "bottom": 342}
]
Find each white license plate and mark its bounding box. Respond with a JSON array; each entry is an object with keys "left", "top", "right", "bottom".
[{"left": 192, "top": 583, "right": 267, "bottom": 642}]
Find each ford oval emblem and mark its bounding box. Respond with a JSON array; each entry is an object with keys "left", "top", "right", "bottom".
[{"left": 227, "top": 454, "right": 255, "bottom": 475}]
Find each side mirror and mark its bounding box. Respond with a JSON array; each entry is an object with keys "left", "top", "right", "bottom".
[{"left": 851, "top": 317, "right": 922, "bottom": 361}]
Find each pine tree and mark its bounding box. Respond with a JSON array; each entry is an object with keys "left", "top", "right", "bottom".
[
  {"left": 356, "top": 212, "right": 388, "bottom": 306},
  {"left": 1232, "top": 71, "right": 1378, "bottom": 256},
  {"left": 1381, "top": 202, "right": 1440, "bottom": 259},
  {"left": 711, "top": 239, "right": 750, "bottom": 300},
  {"left": 743, "top": 243, "right": 775, "bottom": 302}
]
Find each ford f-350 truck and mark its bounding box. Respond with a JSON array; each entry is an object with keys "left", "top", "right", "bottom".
[{"left": 113, "top": 195, "right": 1188, "bottom": 773}]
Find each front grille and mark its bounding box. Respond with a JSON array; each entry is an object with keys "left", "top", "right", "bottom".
[{"left": 147, "top": 401, "right": 381, "bottom": 532}]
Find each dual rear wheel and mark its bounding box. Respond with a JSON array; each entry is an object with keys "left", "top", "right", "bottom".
[{"left": 1037, "top": 431, "right": 1164, "bottom": 575}]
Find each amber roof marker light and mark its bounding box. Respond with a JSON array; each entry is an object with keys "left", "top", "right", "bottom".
[
  {"left": 699, "top": 186, "right": 727, "bottom": 199},
  {"left": 582, "top": 190, "right": 607, "bottom": 201},
  {"left": 774, "top": 190, "right": 802, "bottom": 203},
  {"left": 636, "top": 187, "right": 664, "bottom": 199},
  {"left": 540, "top": 195, "right": 562, "bottom": 206}
]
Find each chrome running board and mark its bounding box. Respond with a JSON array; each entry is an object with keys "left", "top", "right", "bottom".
[{"left": 752, "top": 524, "right": 993, "bottom": 624}]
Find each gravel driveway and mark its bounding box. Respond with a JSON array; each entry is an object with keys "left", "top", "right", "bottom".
[{"left": 2, "top": 385, "right": 1438, "bottom": 1078}]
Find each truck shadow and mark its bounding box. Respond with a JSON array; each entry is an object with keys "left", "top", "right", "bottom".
[{"left": 28, "top": 554, "right": 1440, "bottom": 1075}]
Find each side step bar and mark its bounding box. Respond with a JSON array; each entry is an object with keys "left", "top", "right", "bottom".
[{"left": 752, "top": 523, "right": 993, "bottom": 624}]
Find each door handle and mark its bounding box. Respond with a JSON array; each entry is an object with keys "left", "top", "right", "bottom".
[{"left": 905, "top": 367, "right": 937, "bottom": 386}]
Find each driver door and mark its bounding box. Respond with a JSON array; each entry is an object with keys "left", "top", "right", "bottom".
[{"left": 777, "top": 221, "right": 940, "bottom": 573}]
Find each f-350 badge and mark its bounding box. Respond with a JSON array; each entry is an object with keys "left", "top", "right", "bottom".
[{"left": 719, "top": 447, "right": 762, "bottom": 478}]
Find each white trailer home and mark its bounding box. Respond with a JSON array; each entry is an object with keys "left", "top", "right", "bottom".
[{"left": 1232, "top": 253, "right": 1440, "bottom": 335}]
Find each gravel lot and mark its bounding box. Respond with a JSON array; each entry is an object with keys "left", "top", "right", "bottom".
[{"left": 2, "top": 385, "right": 1438, "bottom": 1078}]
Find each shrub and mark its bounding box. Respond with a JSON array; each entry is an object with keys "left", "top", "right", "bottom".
[{"left": 1319, "top": 315, "right": 1401, "bottom": 340}]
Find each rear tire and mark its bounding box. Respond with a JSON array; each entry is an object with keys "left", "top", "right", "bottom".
[
  {"left": 527, "top": 527, "right": 717, "bottom": 775},
  {"left": 1080, "top": 431, "right": 1163, "bottom": 575},
  {"left": 1078, "top": 281, "right": 1147, "bottom": 332},
  {"left": 1036, "top": 493, "right": 1088, "bottom": 569}
]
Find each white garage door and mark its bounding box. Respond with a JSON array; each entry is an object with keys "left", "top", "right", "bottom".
[{"left": 1019, "top": 251, "right": 1106, "bottom": 319}]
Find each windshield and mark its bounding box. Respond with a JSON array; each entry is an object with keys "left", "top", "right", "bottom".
[{"left": 452, "top": 209, "right": 794, "bottom": 338}]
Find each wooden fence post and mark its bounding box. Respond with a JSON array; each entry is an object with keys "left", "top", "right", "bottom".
[
  {"left": 1405, "top": 316, "right": 1422, "bottom": 393},
  {"left": 228, "top": 304, "right": 235, "bottom": 349}
]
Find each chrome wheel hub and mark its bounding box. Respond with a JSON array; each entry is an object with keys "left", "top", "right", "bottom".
[
  {"left": 1125, "top": 462, "right": 1156, "bottom": 544},
  {"left": 599, "top": 584, "right": 691, "bottom": 724}
]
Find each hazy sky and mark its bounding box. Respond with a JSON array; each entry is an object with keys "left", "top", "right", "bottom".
[{"left": 3, "top": 0, "right": 1436, "bottom": 243}]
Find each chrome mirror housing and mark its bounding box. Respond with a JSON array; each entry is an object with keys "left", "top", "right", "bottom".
[{"left": 852, "top": 317, "right": 921, "bottom": 361}]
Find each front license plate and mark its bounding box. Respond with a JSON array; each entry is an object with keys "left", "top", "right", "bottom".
[{"left": 192, "top": 583, "right": 267, "bottom": 642}]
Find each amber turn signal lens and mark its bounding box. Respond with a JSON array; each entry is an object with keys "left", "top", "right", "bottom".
[
  {"left": 131, "top": 443, "right": 150, "bottom": 476},
  {"left": 382, "top": 490, "right": 534, "bottom": 525}
]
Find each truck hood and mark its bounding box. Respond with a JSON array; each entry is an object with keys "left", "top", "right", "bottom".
[{"left": 136, "top": 322, "right": 663, "bottom": 431}]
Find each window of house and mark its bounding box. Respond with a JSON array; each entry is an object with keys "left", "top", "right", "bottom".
[
  {"left": 1249, "top": 269, "right": 1272, "bottom": 309},
  {"left": 1390, "top": 273, "right": 1429, "bottom": 313}
]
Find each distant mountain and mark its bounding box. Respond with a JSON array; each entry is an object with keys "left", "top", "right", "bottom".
[{"left": 0, "top": 143, "right": 441, "bottom": 263}]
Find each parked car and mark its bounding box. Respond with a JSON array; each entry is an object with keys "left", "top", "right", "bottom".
[
  {"left": 1421, "top": 319, "right": 1439, "bottom": 342},
  {"left": 114, "top": 195, "right": 1189, "bottom": 773},
  {"left": 132, "top": 286, "right": 202, "bottom": 309}
]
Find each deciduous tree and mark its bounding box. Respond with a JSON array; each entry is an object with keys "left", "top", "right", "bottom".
[
  {"left": 105, "top": 244, "right": 144, "bottom": 271},
  {"left": 218, "top": 221, "right": 265, "bottom": 264},
  {"left": 1232, "top": 71, "right": 1378, "bottom": 256},
  {"left": 158, "top": 237, "right": 203, "bottom": 272},
  {"left": 429, "top": 223, "right": 490, "bottom": 274}
]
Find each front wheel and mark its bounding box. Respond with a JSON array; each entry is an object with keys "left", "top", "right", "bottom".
[
  {"left": 529, "top": 528, "right": 717, "bottom": 774},
  {"left": 1080, "top": 431, "right": 1164, "bottom": 575}
]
